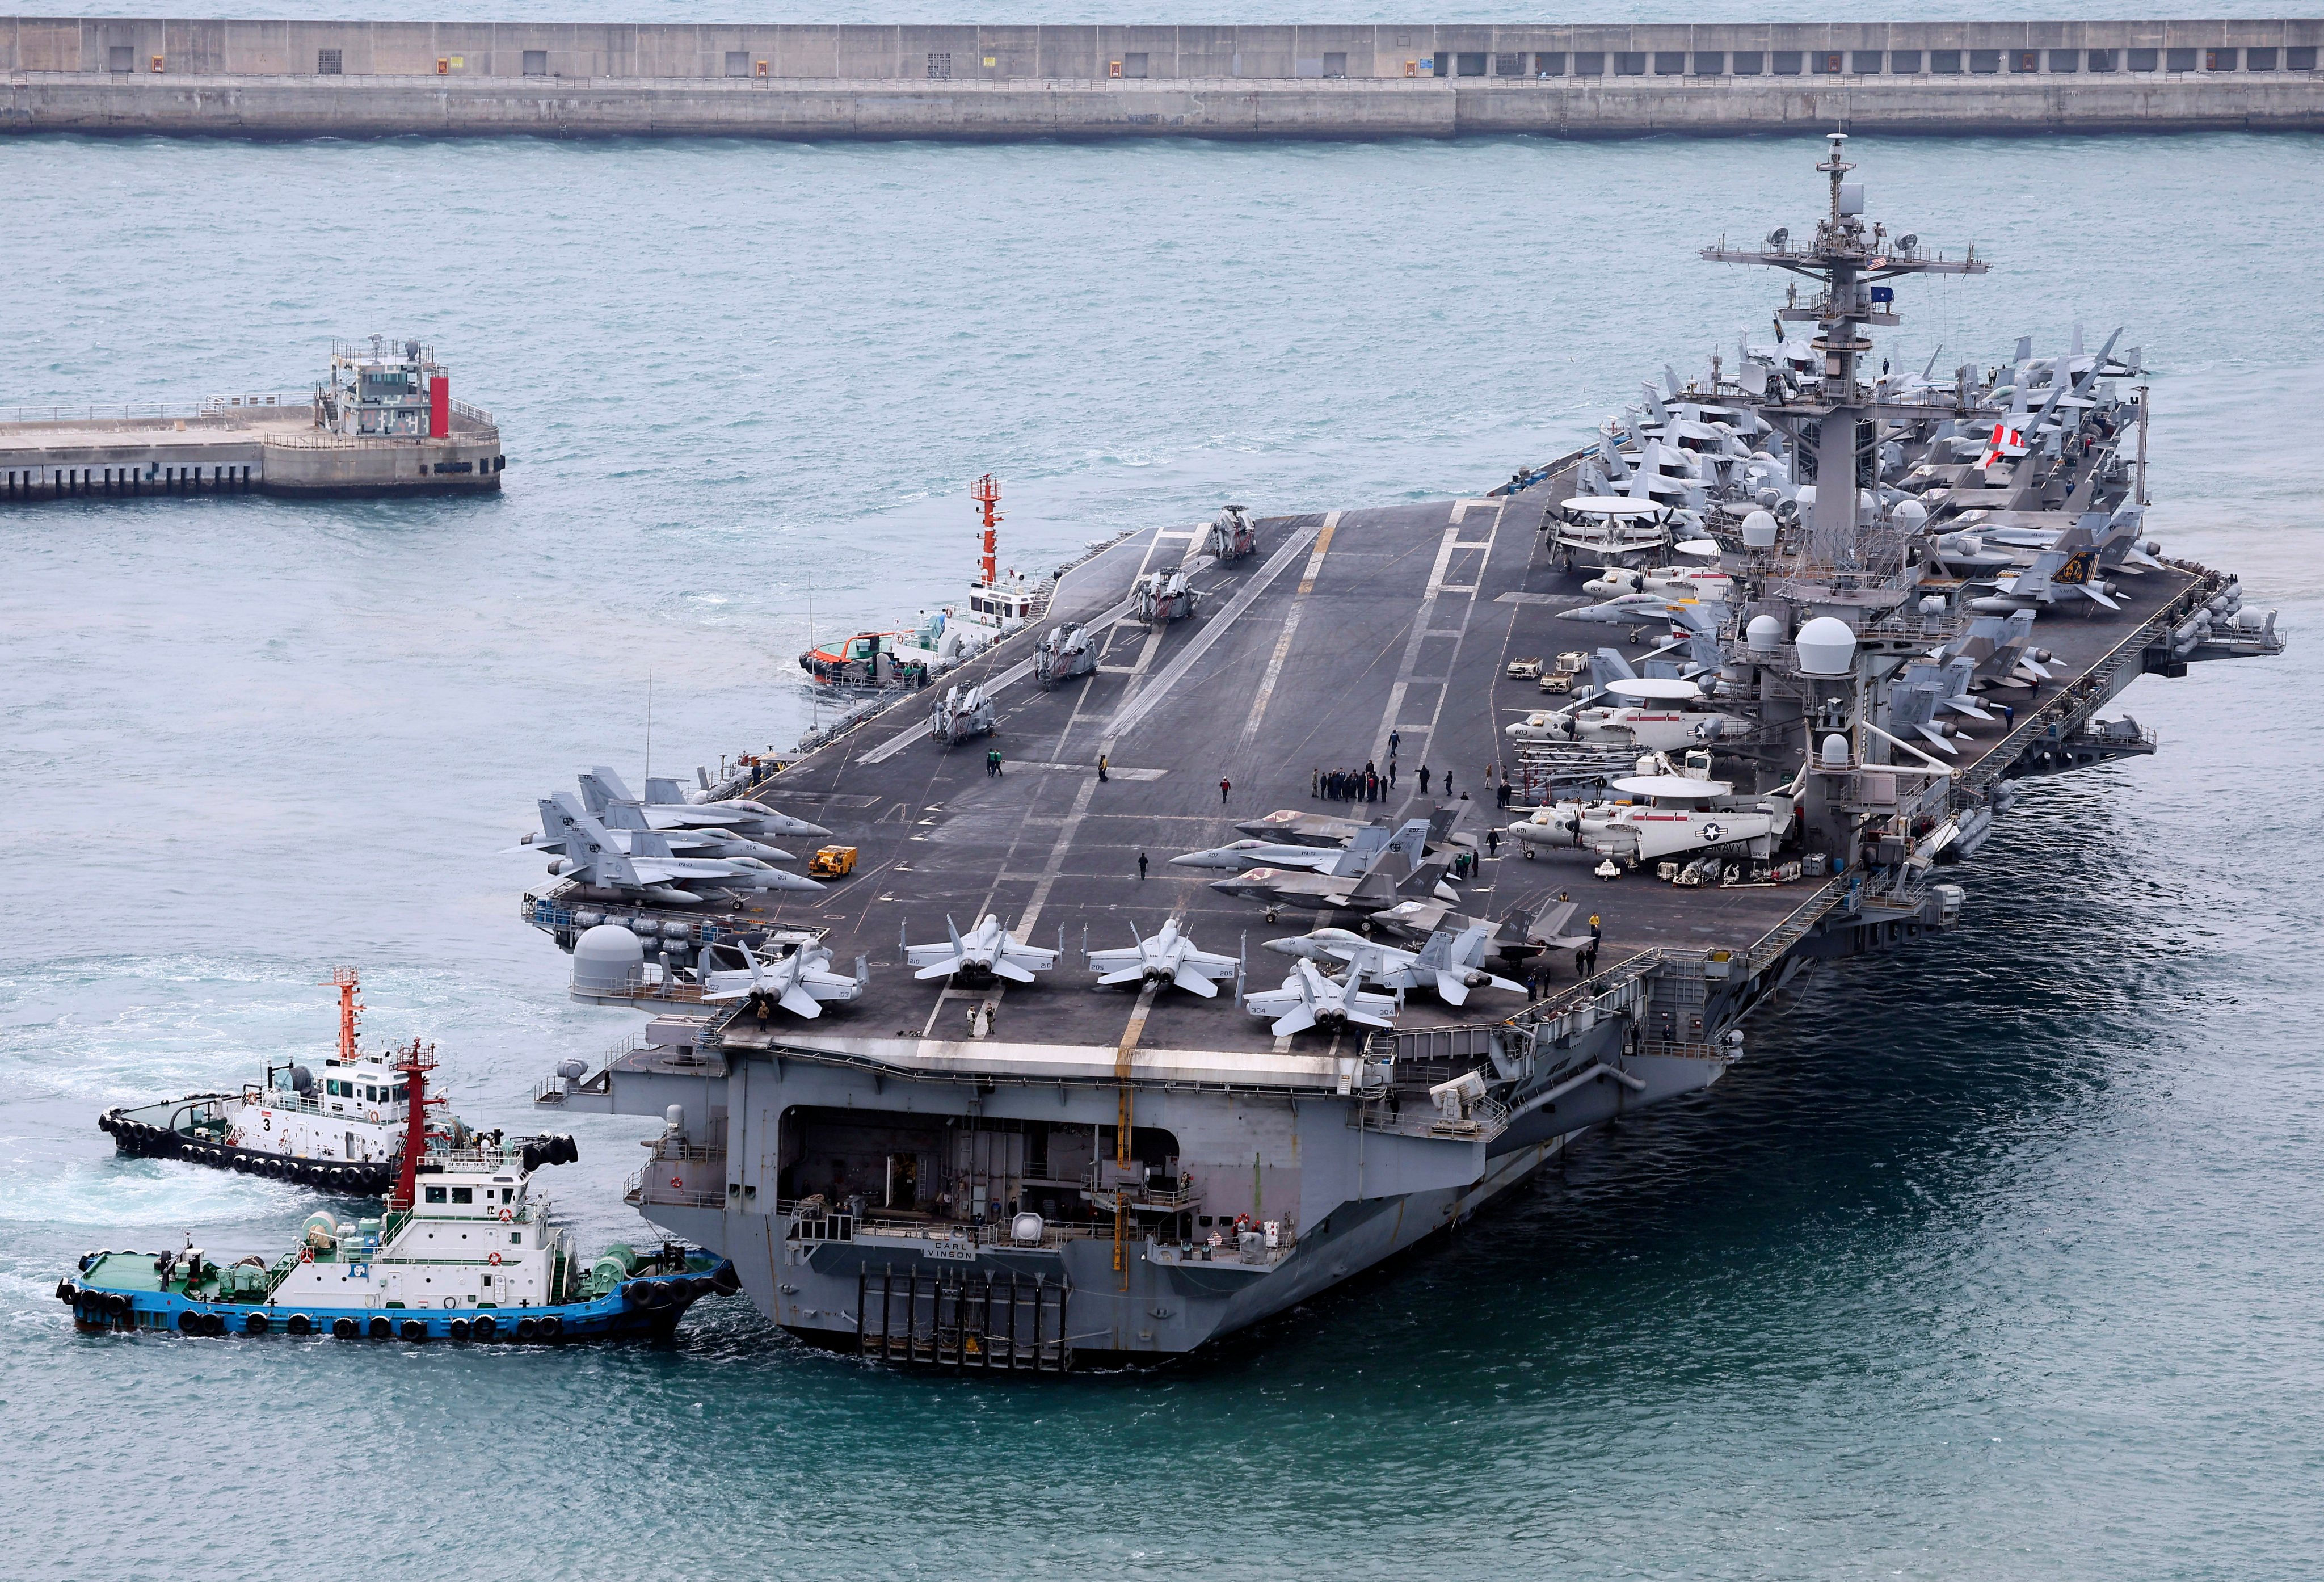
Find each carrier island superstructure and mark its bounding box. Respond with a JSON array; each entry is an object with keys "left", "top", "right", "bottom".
[{"left": 524, "top": 138, "right": 2284, "bottom": 1369}]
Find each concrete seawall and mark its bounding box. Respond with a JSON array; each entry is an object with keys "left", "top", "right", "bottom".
[
  {"left": 7, "top": 71, "right": 2323, "bottom": 140},
  {"left": 6, "top": 18, "right": 2321, "bottom": 140}
]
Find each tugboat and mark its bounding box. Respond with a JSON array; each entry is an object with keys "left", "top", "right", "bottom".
[
  {"left": 60, "top": 1042, "right": 734, "bottom": 1343},
  {"left": 95, "top": 967, "right": 575, "bottom": 1197},
  {"left": 795, "top": 474, "right": 1040, "bottom": 687}
]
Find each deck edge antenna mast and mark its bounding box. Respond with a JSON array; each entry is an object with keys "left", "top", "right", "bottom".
[
  {"left": 325, "top": 966, "right": 362, "bottom": 1061},
  {"left": 1698, "top": 131, "right": 1988, "bottom": 574},
  {"left": 971, "top": 473, "right": 1003, "bottom": 587}
]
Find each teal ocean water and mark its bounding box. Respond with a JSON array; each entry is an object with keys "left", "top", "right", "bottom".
[{"left": 2, "top": 123, "right": 2321, "bottom": 1579}]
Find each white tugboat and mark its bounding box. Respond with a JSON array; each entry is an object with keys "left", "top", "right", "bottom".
[
  {"left": 62, "top": 1041, "right": 735, "bottom": 1343},
  {"left": 96, "top": 967, "right": 575, "bottom": 1197}
]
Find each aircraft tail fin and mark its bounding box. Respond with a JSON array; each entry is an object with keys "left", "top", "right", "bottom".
[
  {"left": 644, "top": 777, "right": 691, "bottom": 807},
  {"left": 629, "top": 828, "right": 675, "bottom": 860},
  {"left": 588, "top": 765, "right": 639, "bottom": 806},
  {"left": 1396, "top": 856, "right": 1452, "bottom": 898}
]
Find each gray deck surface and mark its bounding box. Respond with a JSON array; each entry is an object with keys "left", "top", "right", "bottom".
[{"left": 636, "top": 469, "right": 2191, "bottom": 1060}]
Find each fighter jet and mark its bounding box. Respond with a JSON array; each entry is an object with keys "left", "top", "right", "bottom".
[
  {"left": 1210, "top": 854, "right": 1454, "bottom": 922},
  {"left": 1232, "top": 809, "right": 1376, "bottom": 848},
  {"left": 702, "top": 939, "right": 868, "bottom": 1020},
  {"left": 1938, "top": 610, "right": 2052, "bottom": 691},
  {"left": 1241, "top": 958, "right": 1400, "bottom": 1038},
  {"left": 1969, "top": 544, "right": 2119, "bottom": 614},
  {"left": 1086, "top": 920, "right": 1240, "bottom": 998},
  {"left": 1367, "top": 897, "right": 1593, "bottom": 964},
  {"left": 1170, "top": 826, "right": 1391, "bottom": 875},
  {"left": 541, "top": 797, "right": 824, "bottom": 903},
  {"left": 580, "top": 767, "right": 831, "bottom": 841},
  {"left": 519, "top": 799, "right": 794, "bottom": 863},
  {"left": 1265, "top": 925, "right": 1523, "bottom": 1008},
  {"left": 906, "top": 914, "right": 1058, "bottom": 984}
]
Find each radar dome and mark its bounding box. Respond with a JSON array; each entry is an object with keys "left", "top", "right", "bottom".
[
  {"left": 1820, "top": 733, "right": 1853, "bottom": 768},
  {"left": 1892, "top": 499, "right": 1929, "bottom": 529},
  {"left": 572, "top": 923, "right": 645, "bottom": 996},
  {"left": 1795, "top": 615, "right": 1858, "bottom": 676},
  {"left": 1746, "top": 614, "right": 1785, "bottom": 655},
  {"left": 1741, "top": 510, "right": 1779, "bottom": 549},
  {"left": 1796, "top": 484, "right": 1818, "bottom": 510}
]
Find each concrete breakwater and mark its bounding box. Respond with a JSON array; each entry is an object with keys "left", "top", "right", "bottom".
[{"left": 5, "top": 18, "right": 2321, "bottom": 140}]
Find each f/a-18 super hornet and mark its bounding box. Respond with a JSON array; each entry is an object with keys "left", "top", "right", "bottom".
[
  {"left": 1241, "top": 958, "right": 1401, "bottom": 1038},
  {"left": 906, "top": 914, "right": 1058, "bottom": 984},
  {"left": 1264, "top": 925, "right": 1525, "bottom": 1008},
  {"left": 703, "top": 939, "right": 868, "bottom": 1020},
  {"left": 1086, "top": 920, "right": 1241, "bottom": 998},
  {"left": 1169, "top": 823, "right": 1393, "bottom": 875},
  {"left": 540, "top": 797, "right": 825, "bottom": 903},
  {"left": 579, "top": 767, "right": 831, "bottom": 841},
  {"left": 520, "top": 797, "right": 795, "bottom": 864},
  {"left": 1366, "top": 894, "right": 1595, "bottom": 965}
]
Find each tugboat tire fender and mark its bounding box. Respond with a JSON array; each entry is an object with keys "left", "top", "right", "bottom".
[
  {"left": 399, "top": 1319, "right": 426, "bottom": 1341},
  {"left": 332, "top": 1317, "right": 359, "bottom": 1338},
  {"left": 448, "top": 1318, "right": 470, "bottom": 1340},
  {"left": 368, "top": 1316, "right": 391, "bottom": 1339},
  {"left": 177, "top": 1311, "right": 199, "bottom": 1335},
  {"left": 473, "top": 1315, "right": 497, "bottom": 1339},
  {"left": 245, "top": 1313, "right": 268, "bottom": 1336},
  {"left": 712, "top": 1264, "right": 741, "bottom": 1295},
  {"left": 288, "top": 1314, "right": 313, "bottom": 1335},
  {"left": 203, "top": 1312, "right": 226, "bottom": 1336},
  {"left": 539, "top": 1316, "right": 562, "bottom": 1340},
  {"left": 55, "top": 1280, "right": 75, "bottom": 1303},
  {"left": 515, "top": 1316, "right": 538, "bottom": 1340}
]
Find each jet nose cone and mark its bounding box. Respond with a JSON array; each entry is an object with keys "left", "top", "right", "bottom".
[{"left": 1168, "top": 853, "right": 1210, "bottom": 868}]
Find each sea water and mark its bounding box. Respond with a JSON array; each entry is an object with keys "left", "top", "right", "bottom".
[{"left": 2, "top": 125, "right": 2321, "bottom": 1579}]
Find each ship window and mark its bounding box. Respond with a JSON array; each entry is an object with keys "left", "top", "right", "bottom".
[
  {"left": 510, "top": 1232, "right": 521, "bottom": 1243},
  {"left": 502, "top": 1188, "right": 515, "bottom": 1202},
  {"left": 426, "top": 1186, "right": 448, "bottom": 1204},
  {"left": 451, "top": 1187, "right": 474, "bottom": 1204},
  {"left": 393, "top": 1085, "right": 407, "bottom": 1102}
]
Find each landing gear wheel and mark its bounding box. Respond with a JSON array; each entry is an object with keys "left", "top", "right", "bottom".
[{"left": 1264, "top": 909, "right": 1278, "bottom": 924}]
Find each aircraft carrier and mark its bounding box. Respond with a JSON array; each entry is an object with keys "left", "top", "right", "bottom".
[{"left": 522, "top": 136, "right": 2285, "bottom": 1369}]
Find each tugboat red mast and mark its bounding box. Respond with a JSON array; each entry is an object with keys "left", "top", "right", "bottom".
[
  {"left": 327, "top": 965, "right": 361, "bottom": 1061},
  {"left": 971, "top": 473, "right": 1002, "bottom": 587},
  {"left": 388, "top": 1038, "right": 440, "bottom": 1213}
]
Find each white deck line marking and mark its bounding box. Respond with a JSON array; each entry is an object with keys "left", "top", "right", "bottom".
[
  {"left": 1370, "top": 523, "right": 1467, "bottom": 764},
  {"left": 1104, "top": 520, "right": 1323, "bottom": 749},
  {"left": 1236, "top": 512, "right": 1340, "bottom": 758},
  {"left": 1401, "top": 500, "right": 1509, "bottom": 789},
  {"left": 1012, "top": 772, "right": 1101, "bottom": 936}
]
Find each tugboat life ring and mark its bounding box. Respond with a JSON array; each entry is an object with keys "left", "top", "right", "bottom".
[
  {"left": 298, "top": 1248, "right": 314, "bottom": 1264},
  {"left": 368, "top": 1110, "right": 380, "bottom": 1123},
  {"left": 499, "top": 1208, "right": 513, "bottom": 1223},
  {"left": 670, "top": 1176, "right": 683, "bottom": 1190},
  {"left": 488, "top": 1252, "right": 504, "bottom": 1266}
]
